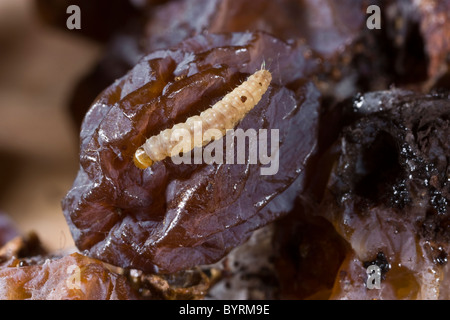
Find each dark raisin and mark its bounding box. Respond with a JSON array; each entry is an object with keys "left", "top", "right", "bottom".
[{"left": 62, "top": 32, "right": 321, "bottom": 273}]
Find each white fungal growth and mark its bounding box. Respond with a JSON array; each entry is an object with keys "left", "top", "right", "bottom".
[{"left": 134, "top": 69, "right": 272, "bottom": 169}]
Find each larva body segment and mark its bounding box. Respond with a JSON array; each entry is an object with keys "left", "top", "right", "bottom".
[{"left": 134, "top": 69, "right": 272, "bottom": 169}]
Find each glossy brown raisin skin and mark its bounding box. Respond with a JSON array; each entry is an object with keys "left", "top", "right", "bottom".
[{"left": 62, "top": 32, "right": 322, "bottom": 273}]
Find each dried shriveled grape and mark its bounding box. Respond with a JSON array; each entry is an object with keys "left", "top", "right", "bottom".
[
  {"left": 272, "top": 89, "right": 450, "bottom": 299},
  {"left": 62, "top": 31, "right": 321, "bottom": 273},
  {"left": 362, "top": 0, "right": 450, "bottom": 90},
  {"left": 0, "top": 233, "right": 220, "bottom": 300},
  {"left": 317, "top": 90, "right": 450, "bottom": 299},
  {"left": 0, "top": 250, "right": 141, "bottom": 300}
]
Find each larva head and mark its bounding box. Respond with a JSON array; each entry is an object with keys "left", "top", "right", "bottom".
[
  {"left": 237, "top": 69, "right": 271, "bottom": 111},
  {"left": 133, "top": 147, "right": 153, "bottom": 169},
  {"left": 253, "top": 69, "right": 272, "bottom": 90}
]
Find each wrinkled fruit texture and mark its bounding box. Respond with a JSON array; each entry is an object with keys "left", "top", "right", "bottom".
[
  {"left": 321, "top": 90, "right": 450, "bottom": 299},
  {"left": 273, "top": 89, "right": 450, "bottom": 299},
  {"left": 142, "top": 0, "right": 369, "bottom": 58},
  {"left": 68, "top": 0, "right": 371, "bottom": 130},
  {"left": 62, "top": 32, "right": 321, "bottom": 273},
  {"left": 0, "top": 252, "right": 140, "bottom": 300}
]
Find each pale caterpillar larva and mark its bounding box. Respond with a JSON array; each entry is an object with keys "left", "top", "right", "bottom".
[{"left": 134, "top": 69, "right": 272, "bottom": 169}]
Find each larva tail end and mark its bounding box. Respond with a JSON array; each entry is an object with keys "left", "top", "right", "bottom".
[{"left": 134, "top": 147, "right": 153, "bottom": 169}]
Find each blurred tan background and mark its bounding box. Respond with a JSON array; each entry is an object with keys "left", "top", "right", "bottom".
[{"left": 0, "top": 0, "right": 101, "bottom": 251}]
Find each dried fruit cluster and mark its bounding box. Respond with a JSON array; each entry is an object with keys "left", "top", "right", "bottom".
[
  {"left": 62, "top": 31, "right": 321, "bottom": 274},
  {"left": 0, "top": 0, "right": 448, "bottom": 299}
]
